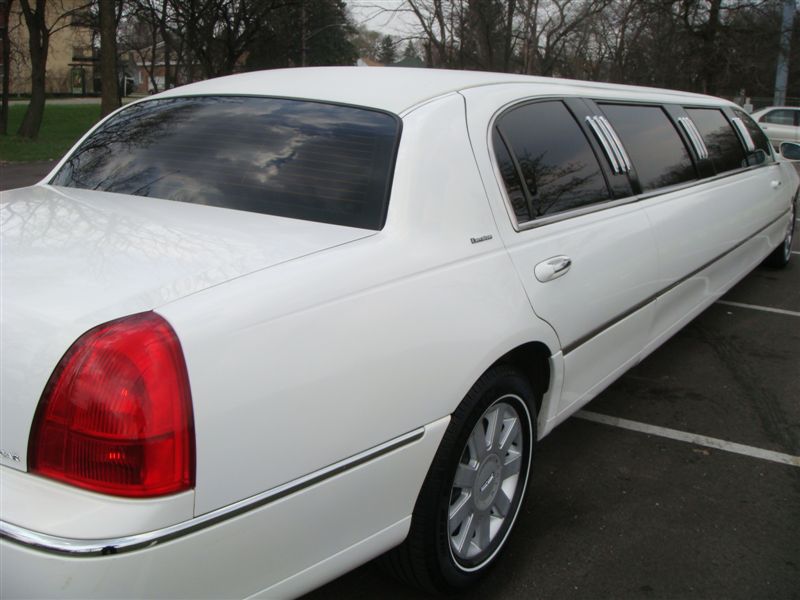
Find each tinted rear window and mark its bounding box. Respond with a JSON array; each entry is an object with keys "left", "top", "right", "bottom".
[
  {"left": 599, "top": 103, "right": 696, "bottom": 192},
  {"left": 52, "top": 96, "right": 401, "bottom": 230}
]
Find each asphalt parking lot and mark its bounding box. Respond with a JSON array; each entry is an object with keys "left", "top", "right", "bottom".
[
  {"left": 305, "top": 230, "right": 799, "bottom": 598},
  {"left": 2, "top": 164, "right": 798, "bottom": 599}
]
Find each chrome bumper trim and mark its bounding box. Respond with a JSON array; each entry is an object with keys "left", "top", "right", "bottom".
[{"left": 0, "top": 427, "right": 425, "bottom": 557}]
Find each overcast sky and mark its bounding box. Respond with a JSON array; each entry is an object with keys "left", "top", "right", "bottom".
[{"left": 347, "top": 1, "right": 418, "bottom": 36}]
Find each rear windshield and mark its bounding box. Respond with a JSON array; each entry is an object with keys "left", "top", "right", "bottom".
[{"left": 51, "top": 96, "right": 401, "bottom": 230}]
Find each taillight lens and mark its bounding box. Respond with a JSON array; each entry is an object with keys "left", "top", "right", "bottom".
[{"left": 28, "top": 312, "right": 195, "bottom": 497}]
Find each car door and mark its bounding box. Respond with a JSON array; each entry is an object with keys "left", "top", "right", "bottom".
[{"left": 462, "top": 91, "right": 661, "bottom": 421}]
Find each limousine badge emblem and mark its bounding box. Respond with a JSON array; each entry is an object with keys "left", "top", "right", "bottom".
[
  {"left": 0, "top": 448, "right": 21, "bottom": 462},
  {"left": 470, "top": 234, "right": 493, "bottom": 244}
]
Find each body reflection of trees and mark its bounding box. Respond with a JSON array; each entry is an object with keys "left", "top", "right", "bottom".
[{"left": 1, "top": 186, "right": 282, "bottom": 301}]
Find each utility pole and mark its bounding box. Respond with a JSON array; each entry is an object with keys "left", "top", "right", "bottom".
[{"left": 774, "top": 0, "right": 796, "bottom": 106}]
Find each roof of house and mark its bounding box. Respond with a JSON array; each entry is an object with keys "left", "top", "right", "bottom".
[{"left": 154, "top": 66, "right": 724, "bottom": 115}]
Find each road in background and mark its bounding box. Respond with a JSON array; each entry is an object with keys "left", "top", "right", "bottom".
[{"left": 0, "top": 160, "right": 57, "bottom": 190}]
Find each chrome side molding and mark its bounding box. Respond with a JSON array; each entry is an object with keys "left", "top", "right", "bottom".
[{"left": 0, "top": 427, "right": 425, "bottom": 557}]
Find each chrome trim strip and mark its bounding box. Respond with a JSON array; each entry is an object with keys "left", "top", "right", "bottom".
[
  {"left": 0, "top": 428, "right": 426, "bottom": 556},
  {"left": 731, "top": 117, "right": 756, "bottom": 152},
  {"left": 678, "top": 118, "right": 699, "bottom": 157},
  {"left": 596, "top": 116, "right": 632, "bottom": 172},
  {"left": 678, "top": 117, "right": 709, "bottom": 160},
  {"left": 562, "top": 208, "right": 792, "bottom": 355},
  {"left": 690, "top": 120, "right": 709, "bottom": 159},
  {"left": 585, "top": 116, "right": 621, "bottom": 174}
]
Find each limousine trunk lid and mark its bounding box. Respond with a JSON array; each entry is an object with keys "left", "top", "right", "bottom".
[{"left": 0, "top": 185, "right": 376, "bottom": 472}]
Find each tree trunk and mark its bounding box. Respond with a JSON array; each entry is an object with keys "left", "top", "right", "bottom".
[
  {"left": 503, "top": 0, "right": 516, "bottom": 72},
  {"left": 17, "top": 0, "right": 47, "bottom": 139},
  {"left": 1, "top": 0, "right": 12, "bottom": 135},
  {"left": 100, "top": 0, "right": 120, "bottom": 117},
  {"left": 701, "top": 0, "right": 722, "bottom": 95},
  {"left": 160, "top": 0, "right": 171, "bottom": 89}
]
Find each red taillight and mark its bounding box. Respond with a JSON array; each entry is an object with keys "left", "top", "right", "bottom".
[{"left": 28, "top": 312, "right": 195, "bottom": 497}]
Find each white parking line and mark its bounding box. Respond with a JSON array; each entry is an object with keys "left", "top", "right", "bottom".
[
  {"left": 716, "top": 300, "right": 800, "bottom": 318},
  {"left": 792, "top": 251, "right": 800, "bottom": 255},
  {"left": 576, "top": 410, "right": 800, "bottom": 467}
]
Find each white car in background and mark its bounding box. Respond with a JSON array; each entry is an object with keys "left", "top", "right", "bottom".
[
  {"left": 1, "top": 68, "right": 797, "bottom": 599},
  {"left": 751, "top": 105, "right": 800, "bottom": 148}
]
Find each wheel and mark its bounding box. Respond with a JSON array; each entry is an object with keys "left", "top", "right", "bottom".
[
  {"left": 382, "top": 365, "right": 536, "bottom": 594},
  {"left": 764, "top": 199, "right": 796, "bottom": 268}
]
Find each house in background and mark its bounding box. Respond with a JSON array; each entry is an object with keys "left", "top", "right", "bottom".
[
  {"left": 7, "top": 0, "right": 96, "bottom": 95},
  {"left": 127, "top": 41, "right": 208, "bottom": 95}
]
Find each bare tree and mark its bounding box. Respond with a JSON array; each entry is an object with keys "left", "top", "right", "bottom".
[
  {"left": 171, "top": 0, "right": 273, "bottom": 80},
  {"left": 99, "top": 0, "right": 119, "bottom": 115},
  {"left": 352, "top": 24, "right": 381, "bottom": 60},
  {"left": 405, "top": 0, "right": 456, "bottom": 67},
  {"left": 1, "top": 0, "right": 13, "bottom": 135},
  {"left": 16, "top": 0, "right": 88, "bottom": 138}
]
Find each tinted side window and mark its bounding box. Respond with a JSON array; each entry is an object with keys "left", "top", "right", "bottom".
[
  {"left": 760, "top": 109, "right": 796, "bottom": 125},
  {"left": 733, "top": 108, "right": 772, "bottom": 162},
  {"left": 685, "top": 108, "right": 745, "bottom": 174},
  {"left": 495, "top": 101, "right": 610, "bottom": 220},
  {"left": 599, "top": 104, "right": 695, "bottom": 192},
  {"left": 52, "top": 96, "right": 400, "bottom": 230}
]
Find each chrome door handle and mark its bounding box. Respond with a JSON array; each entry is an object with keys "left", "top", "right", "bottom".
[
  {"left": 771, "top": 180, "right": 783, "bottom": 189},
  {"left": 534, "top": 256, "right": 572, "bottom": 282}
]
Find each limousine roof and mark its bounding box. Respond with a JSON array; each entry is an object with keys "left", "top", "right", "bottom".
[{"left": 157, "top": 66, "right": 730, "bottom": 115}]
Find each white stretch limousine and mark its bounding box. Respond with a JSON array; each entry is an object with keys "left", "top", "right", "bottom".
[{"left": 1, "top": 68, "right": 796, "bottom": 598}]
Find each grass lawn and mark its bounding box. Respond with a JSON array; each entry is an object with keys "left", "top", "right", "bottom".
[{"left": 0, "top": 103, "right": 101, "bottom": 162}]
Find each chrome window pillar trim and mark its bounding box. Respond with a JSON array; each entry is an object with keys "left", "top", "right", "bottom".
[
  {"left": 595, "top": 115, "right": 632, "bottom": 172},
  {"left": 561, "top": 207, "right": 792, "bottom": 355},
  {"left": 731, "top": 117, "right": 756, "bottom": 152},
  {"left": 0, "top": 427, "right": 426, "bottom": 557},
  {"left": 678, "top": 117, "right": 709, "bottom": 160},
  {"left": 678, "top": 117, "right": 700, "bottom": 158},
  {"left": 585, "top": 116, "right": 622, "bottom": 174}
]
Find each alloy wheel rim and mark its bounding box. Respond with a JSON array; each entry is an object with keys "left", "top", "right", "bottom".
[{"left": 447, "top": 396, "right": 527, "bottom": 568}]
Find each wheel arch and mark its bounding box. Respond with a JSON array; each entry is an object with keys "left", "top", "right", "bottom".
[{"left": 489, "top": 341, "right": 553, "bottom": 414}]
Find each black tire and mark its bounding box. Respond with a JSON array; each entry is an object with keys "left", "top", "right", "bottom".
[
  {"left": 764, "top": 199, "right": 796, "bottom": 268},
  {"left": 382, "top": 365, "right": 537, "bottom": 594}
]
